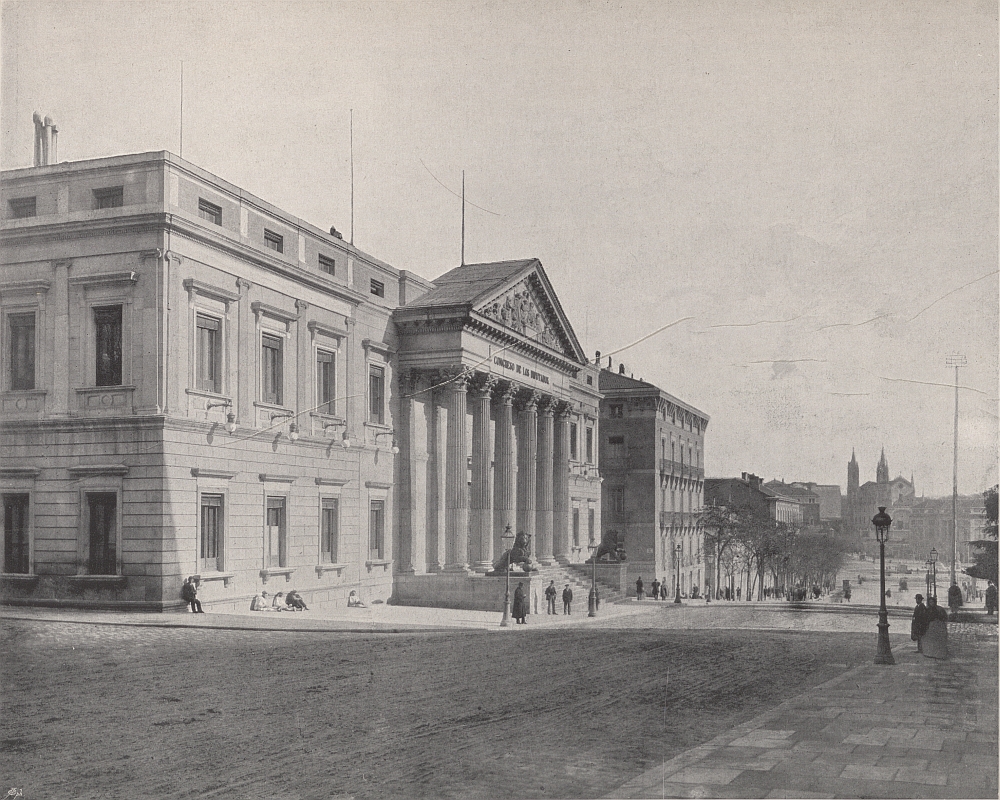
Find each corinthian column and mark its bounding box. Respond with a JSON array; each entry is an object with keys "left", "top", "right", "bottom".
[
  {"left": 515, "top": 389, "right": 540, "bottom": 558},
  {"left": 553, "top": 401, "right": 572, "bottom": 564},
  {"left": 444, "top": 369, "right": 470, "bottom": 572},
  {"left": 493, "top": 382, "right": 516, "bottom": 562},
  {"left": 535, "top": 397, "right": 555, "bottom": 565},
  {"left": 469, "top": 372, "right": 497, "bottom": 572}
]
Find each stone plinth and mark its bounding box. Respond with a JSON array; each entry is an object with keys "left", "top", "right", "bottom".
[{"left": 392, "top": 572, "right": 536, "bottom": 613}]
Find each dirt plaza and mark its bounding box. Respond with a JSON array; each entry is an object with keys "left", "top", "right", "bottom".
[{"left": 1, "top": 605, "right": 996, "bottom": 800}]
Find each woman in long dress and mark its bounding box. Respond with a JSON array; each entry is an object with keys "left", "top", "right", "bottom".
[{"left": 512, "top": 582, "right": 527, "bottom": 624}]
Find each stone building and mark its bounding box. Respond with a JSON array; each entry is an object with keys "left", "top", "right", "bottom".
[
  {"left": 598, "top": 366, "right": 708, "bottom": 596},
  {"left": 0, "top": 144, "right": 602, "bottom": 612},
  {"left": 0, "top": 148, "right": 426, "bottom": 611},
  {"left": 391, "top": 259, "right": 603, "bottom": 608},
  {"left": 763, "top": 481, "right": 821, "bottom": 526}
]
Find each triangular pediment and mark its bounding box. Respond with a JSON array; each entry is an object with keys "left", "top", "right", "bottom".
[{"left": 472, "top": 265, "right": 585, "bottom": 363}]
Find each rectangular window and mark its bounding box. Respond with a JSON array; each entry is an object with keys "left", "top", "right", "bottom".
[
  {"left": 369, "top": 364, "right": 385, "bottom": 424},
  {"left": 370, "top": 279, "right": 385, "bottom": 297},
  {"left": 570, "top": 423, "right": 578, "bottom": 461},
  {"left": 607, "top": 435, "right": 624, "bottom": 459},
  {"left": 572, "top": 508, "right": 580, "bottom": 547},
  {"left": 318, "top": 254, "right": 336, "bottom": 275},
  {"left": 87, "top": 492, "right": 117, "bottom": 574},
  {"left": 3, "top": 494, "right": 30, "bottom": 574},
  {"left": 93, "top": 187, "right": 124, "bottom": 209},
  {"left": 9, "top": 197, "right": 36, "bottom": 218},
  {"left": 608, "top": 404, "right": 623, "bottom": 418},
  {"left": 321, "top": 498, "right": 339, "bottom": 563},
  {"left": 264, "top": 229, "right": 284, "bottom": 253},
  {"left": 200, "top": 495, "right": 223, "bottom": 572},
  {"left": 586, "top": 427, "right": 594, "bottom": 463},
  {"left": 196, "top": 314, "right": 222, "bottom": 393},
  {"left": 261, "top": 334, "right": 283, "bottom": 405},
  {"left": 265, "top": 497, "right": 286, "bottom": 568},
  {"left": 198, "top": 198, "right": 222, "bottom": 226},
  {"left": 8, "top": 312, "right": 36, "bottom": 391},
  {"left": 317, "top": 349, "right": 336, "bottom": 415},
  {"left": 94, "top": 305, "right": 123, "bottom": 387},
  {"left": 588, "top": 507, "right": 596, "bottom": 546},
  {"left": 369, "top": 500, "right": 385, "bottom": 559},
  {"left": 610, "top": 487, "right": 625, "bottom": 513}
]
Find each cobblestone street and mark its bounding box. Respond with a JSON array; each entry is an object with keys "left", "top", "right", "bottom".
[{"left": 1, "top": 606, "right": 995, "bottom": 800}]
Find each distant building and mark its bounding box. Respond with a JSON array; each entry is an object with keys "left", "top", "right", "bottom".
[
  {"left": 789, "top": 482, "right": 842, "bottom": 521},
  {"left": 763, "top": 481, "right": 821, "bottom": 525},
  {"left": 845, "top": 448, "right": 915, "bottom": 556},
  {"left": 909, "top": 494, "right": 987, "bottom": 567},
  {"left": 598, "top": 365, "right": 709, "bottom": 596}
]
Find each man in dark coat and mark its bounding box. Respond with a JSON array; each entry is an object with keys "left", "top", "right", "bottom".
[
  {"left": 651, "top": 578, "right": 660, "bottom": 600},
  {"left": 562, "top": 584, "right": 573, "bottom": 614},
  {"left": 181, "top": 577, "right": 203, "bottom": 613},
  {"left": 911, "top": 594, "right": 930, "bottom": 652},
  {"left": 512, "top": 582, "right": 527, "bottom": 624},
  {"left": 545, "top": 580, "right": 558, "bottom": 614},
  {"left": 636, "top": 576, "right": 644, "bottom": 600},
  {"left": 985, "top": 580, "right": 997, "bottom": 615}
]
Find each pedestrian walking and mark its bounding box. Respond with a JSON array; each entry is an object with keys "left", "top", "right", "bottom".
[
  {"left": 562, "top": 584, "right": 573, "bottom": 614},
  {"left": 985, "top": 580, "right": 997, "bottom": 615},
  {"left": 545, "top": 580, "right": 557, "bottom": 614},
  {"left": 911, "top": 594, "right": 930, "bottom": 652},
  {"left": 181, "top": 577, "right": 203, "bottom": 613},
  {"left": 651, "top": 578, "right": 660, "bottom": 600},
  {"left": 660, "top": 580, "right": 669, "bottom": 600},
  {"left": 923, "top": 596, "right": 949, "bottom": 659},
  {"left": 512, "top": 582, "right": 527, "bottom": 624},
  {"left": 636, "top": 576, "right": 644, "bottom": 600}
]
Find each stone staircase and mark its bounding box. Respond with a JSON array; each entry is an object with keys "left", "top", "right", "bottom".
[{"left": 527, "top": 563, "right": 627, "bottom": 610}]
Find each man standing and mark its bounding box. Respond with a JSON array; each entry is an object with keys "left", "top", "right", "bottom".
[
  {"left": 636, "top": 576, "right": 644, "bottom": 601},
  {"left": 985, "top": 580, "right": 997, "bottom": 615},
  {"left": 562, "top": 584, "right": 573, "bottom": 615},
  {"left": 911, "top": 594, "right": 930, "bottom": 652},
  {"left": 545, "top": 580, "right": 558, "bottom": 615},
  {"left": 651, "top": 577, "right": 660, "bottom": 601}
]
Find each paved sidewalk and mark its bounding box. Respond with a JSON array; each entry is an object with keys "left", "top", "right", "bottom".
[
  {"left": 0, "top": 596, "right": 649, "bottom": 633},
  {"left": 615, "top": 634, "right": 998, "bottom": 799}
]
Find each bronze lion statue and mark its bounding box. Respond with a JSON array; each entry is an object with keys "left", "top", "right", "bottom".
[
  {"left": 585, "top": 530, "right": 627, "bottom": 563},
  {"left": 488, "top": 531, "right": 535, "bottom": 574}
]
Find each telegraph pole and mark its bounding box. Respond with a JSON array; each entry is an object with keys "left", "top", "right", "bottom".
[{"left": 946, "top": 353, "right": 966, "bottom": 585}]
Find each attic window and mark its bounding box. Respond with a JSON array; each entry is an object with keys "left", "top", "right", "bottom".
[
  {"left": 9, "top": 197, "right": 36, "bottom": 218},
  {"left": 370, "top": 279, "right": 385, "bottom": 298},
  {"left": 318, "top": 254, "right": 336, "bottom": 275},
  {"left": 586, "top": 375, "right": 593, "bottom": 386},
  {"left": 608, "top": 404, "right": 623, "bottom": 418},
  {"left": 93, "top": 187, "right": 124, "bottom": 209}
]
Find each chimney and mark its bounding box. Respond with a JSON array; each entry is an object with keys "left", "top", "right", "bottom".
[
  {"left": 33, "top": 112, "right": 57, "bottom": 166},
  {"left": 618, "top": 363, "right": 625, "bottom": 375},
  {"left": 594, "top": 350, "right": 601, "bottom": 366}
]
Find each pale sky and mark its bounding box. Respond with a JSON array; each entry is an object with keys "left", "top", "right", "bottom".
[{"left": 3, "top": 0, "right": 997, "bottom": 495}]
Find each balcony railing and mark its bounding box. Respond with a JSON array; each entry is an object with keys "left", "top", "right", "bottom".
[{"left": 658, "top": 460, "right": 705, "bottom": 481}]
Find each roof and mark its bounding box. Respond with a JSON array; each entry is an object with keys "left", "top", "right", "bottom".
[
  {"left": 764, "top": 481, "right": 820, "bottom": 501},
  {"left": 598, "top": 371, "right": 659, "bottom": 392},
  {"left": 401, "top": 259, "right": 537, "bottom": 309}
]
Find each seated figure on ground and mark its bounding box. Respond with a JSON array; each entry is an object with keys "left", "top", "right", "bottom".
[
  {"left": 286, "top": 589, "right": 308, "bottom": 610},
  {"left": 347, "top": 590, "right": 367, "bottom": 608}
]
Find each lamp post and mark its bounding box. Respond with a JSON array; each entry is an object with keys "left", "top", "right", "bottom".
[
  {"left": 674, "top": 542, "right": 682, "bottom": 604},
  {"left": 929, "top": 547, "right": 938, "bottom": 601},
  {"left": 499, "top": 525, "right": 514, "bottom": 628},
  {"left": 587, "top": 543, "right": 599, "bottom": 617},
  {"left": 872, "top": 507, "right": 895, "bottom": 665}
]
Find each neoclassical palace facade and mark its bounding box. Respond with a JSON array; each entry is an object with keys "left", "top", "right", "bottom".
[{"left": 0, "top": 150, "right": 601, "bottom": 611}]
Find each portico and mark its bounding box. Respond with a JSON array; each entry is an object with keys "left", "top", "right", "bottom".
[{"left": 391, "top": 259, "right": 602, "bottom": 608}]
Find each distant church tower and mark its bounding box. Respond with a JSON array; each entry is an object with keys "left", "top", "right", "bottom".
[
  {"left": 876, "top": 447, "right": 889, "bottom": 484},
  {"left": 847, "top": 450, "right": 860, "bottom": 534}
]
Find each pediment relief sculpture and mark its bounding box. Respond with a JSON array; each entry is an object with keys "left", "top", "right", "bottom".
[{"left": 479, "top": 278, "right": 564, "bottom": 353}]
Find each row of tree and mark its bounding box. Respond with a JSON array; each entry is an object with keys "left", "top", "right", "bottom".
[
  {"left": 698, "top": 503, "right": 852, "bottom": 600},
  {"left": 964, "top": 485, "right": 998, "bottom": 584}
]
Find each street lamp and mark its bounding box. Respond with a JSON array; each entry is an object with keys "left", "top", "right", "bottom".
[
  {"left": 929, "top": 547, "right": 938, "bottom": 601},
  {"left": 674, "top": 542, "right": 682, "bottom": 604},
  {"left": 872, "top": 507, "right": 895, "bottom": 666},
  {"left": 586, "top": 542, "right": 599, "bottom": 617},
  {"left": 499, "top": 525, "right": 514, "bottom": 628}
]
